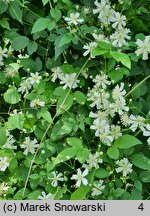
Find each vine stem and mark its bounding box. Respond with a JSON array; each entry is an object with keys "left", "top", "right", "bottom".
[
  {"left": 125, "top": 74, "right": 150, "bottom": 98},
  {"left": 22, "top": 58, "right": 90, "bottom": 196}
]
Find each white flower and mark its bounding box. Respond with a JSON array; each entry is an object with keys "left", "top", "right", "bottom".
[
  {"left": 0, "top": 47, "right": 8, "bottom": 60},
  {"left": 83, "top": 42, "right": 97, "bottom": 57},
  {"left": 135, "top": 36, "right": 150, "bottom": 60},
  {"left": 64, "top": 12, "right": 84, "bottom": 25},
  {"left": 110, "top": 12, "right": 126, "bottom": 29},
  {"left": 129, "top": 114, "right": 145, "bottom": 132},
  {"left": 115, "top": 158, "right": 133, "bottom": 176},
  {"left": 121, "top": 113, "right": 130, "bottom": 126},
  {"left": 142, "top": 124, "right": 150, "bottom": 136},
  {"left": 29, "top": 72, "right": 41, "bottom": 84},
  {"left": 20, "top": 137, "right": 39, "bottom": 155},
  {"left": 30, "top": 99, "right": 45, "bottom": 107},
  {"left": 18, "top": 78, "right": 32, "bottom": 94},
  {"left": 83, "top": 152, "right": 103, "bottom": 170},
  {"left": 109, "top": 99, "right": 129, "bottom": 116},
  {"left": 110, "top": 125, "right": 122, "bottom": 140},
  {"left": 0, "top": 182, "right": 9, "bottom": 196},
  {"left": 91, "top": 180, "right": 105, "bottom": 196},
  {"left": 4, "top": 66, "right": 17, "bottom": 78},
  {"left": 98, "top": 6, "right": 115, "bottom": 26},
  {"left": 71, "top": 168, "right": 88, "bottom": 187},
  {"left": 90, "top": 119, "right": 108, "bottom": 137},
  {"left": 112, "top": 83, "right": 126, "bottom": 101},
  {"left": 99, "top": 125, "right": 114, "bottom": 146},
  {"left": 93, "top": 0, "right": 110, "bottom": 15},
  {"left": 87, "top": 88, "right": 102, "bottom": 109},
  {"left": 38, "top": 191, "right": 53, "bottom": 200},
  {"left": 51, "top": 67, "right": 63, "bottom": 82},
  {"left": 89, "top": 110, "right": 108, "bottom": 121},
  {"left": 48, "top": 171, "right": 64, "bottom": 187},
  {"left": 3, "top": 134, "right": 17, "bottom": 150},
  {"left": 59, "top": 73, "right": 79, "bottom": 89},
  {"left": 93, "top": 72, "right": 111, "bottom": 89},
  {"left": 110, "top": 27, "right": 131, "bottom": 47},
  {"left": 0, "top": 157, "right": 9, "bottom": 171}
]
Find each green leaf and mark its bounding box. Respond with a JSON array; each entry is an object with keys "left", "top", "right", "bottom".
[
  {"left": 0, "top": 127, "right": 7, "bottom": 147},
  {"left": 92, "top": 48, "right": 108, "bottom": 57},
  {"left": 31, "top": 18, "right": 50, "bottom": 33},
  {"left": 67, "top": 137, "right": 83, "bottom": 148},
  {"left": 9, "top": 159, "right": 18, "bottom": 173},
  {"left": 0, "top": 2, "right": 8, "bottom": 14},
  {"left": 4, "top": 86, "right": 21, "bottom": 104},
  {"left": 112, "top": 188, "right": 125, "bottom": 198},
  {"left": 50, "top": 7, "right": 62, "bottom": 22},
  {"left": 27, "top": 190, "right": 41, "bottom": 200},
  {"left": 57, "top": 93, "right": 73, "bottom": 115},
  {"left": 50, "top": 120, "right": 72, "bottom": 141},
  {"left": 108, "top": 67, "right": 129, "bottom": 82},
  {"left": 54, "top": 34, "right": 70, "bottom": 60},
  {"left": 54, "top": 185, "right": 67, "bottom": 200},
  {"left": 107, "top": 146, "right": 119, "bottom": 160},
  {"left": 76, "top": 148, "right": 90, "bottom": 163},
  {"left": 131, "top": 154, "right": 150, "bottom": 171},
  {"left": 30, "top": 173, "right": 41, "bottom": 180},
  {"left": 53, "top": 86, "right": 68, "bottom": 96},
  {"left": 114, "top": 135, "right": 142, "bottom": 149},
  {"left": 74, "top": 91, "right": 86, "bottom": 105},
  {"left": 70, "top": 186, "right": 91, "bottom": 200},
  {"left": 0, "top": 18, "right": 10, "bottom": 30},
  {"left": 42, "top": 0, "right": 49, "bottom": 5},
  {"left": 39, "top": 107, "right": 53, "bottom": 123},
  {"left": 97, "top": 41, "right": 111, "bottom": 49},
  {"left": 47, "top": 21, "right": 56, "bottom": 31},
  {"left": 110, "top": 51, "right": 131, "bottom": 69},
  {"left": 5, "top": 114, "right": 25, "bottom": 130},
  {"left": 58, "top": 33, "right": 72, "bottom": 47},
  {"left": 9, "top": 2, "right": 22, "bottom": 23},
  {"left": 95, "top": 168, "right": 111, "bottom": 179},
  {"left": 139, "top": 171, "right": 150, "bottom": 183},
  {"left": 12, "top": 36, "right": 29, "bottom": 51},
  {"left": 27, "top": 41, "right": 38, "bottom": 55}
]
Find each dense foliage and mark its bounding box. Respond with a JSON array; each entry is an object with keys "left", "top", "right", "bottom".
[{"left": 0, "top": 0, "right": 150, "bottom": 200}]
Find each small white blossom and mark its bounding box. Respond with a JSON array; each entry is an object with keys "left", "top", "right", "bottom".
[
  {"left": 48, "top": 171, "right": 64, "bottom": 187},
  {"left": 142, "top": 124, "right": 150, "bottom": 137},
  {"left": 129, "top": 114, "right": 146, "bottom": 132},
  {"left": 83, "top": 152, "right": 103, "bottom": 170},
  {"left": 51, "top": 67, "right": 63, "bottom": 82},
  {"left": 115, "top": 158, "right": 133, "bottom": 176},
  {"left": 99, "top": 125, "right": 114, "bottom": 146},
  {"left": 30, "top": 99, "right": 45, "bottom": 107},
  {"left": 110, "top": 27, "right": 131, "bottom": 47},
  {"left": 64, "top": 12, "right": 84, "bottom": 25},
  {"left": 0, "top": 182, "right": 9, "bottom": 196},
  {"left": 71, "top": 168, "right": 88, "bottom": 188},
  {"left": 83, "top": 42, "right": 97, "bottom": 58},
  {"left": 110, "top": 125, "right": 122, "bottom": 140},
  {"left": 110, "top": 12, "right": 126, "bottom": 29},
  {"left": 3, "top": 132, "right": 17, "bottom": 150},
  {"left": 18, "top": 78, "right": 32, "bottom": 94},
  {"left": 20, "top": 137, "right": 39, "bottom": 155},
  {"left": 93, "top": 0, "right": 110, "bottom": 15},
  {"left": 59, "top": 73, "right": 79, "bottom": 89},
  {"left": 135, "top": 36, "right": 150, "bottom": 60},
  {"left": 38, "top": 191, "right": 53, "bottom": 200},
  {"left": 112, "top": 83, "right": 126, "bottom": 101},
  {"left": 93, "top": 72, "right": 111, "bottom": 89},
  {"left": 90, "top": 119, "right": 108, "bottom": 137},
  {"left": 0, "top": 157, "right": 9, "bottom": 172},
  {"left": 91, "top": 180, "right": 105, "bottom": 196},
  {"left": 0, "top": 47, "right": 8, "bottom": 60},
  {"left": 29, "top": 72, "right": 41, "bottom": 84}
]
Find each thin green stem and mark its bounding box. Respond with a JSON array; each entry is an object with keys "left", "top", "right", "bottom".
[{"left": 125, "top": 74, "right": 150, "bottom": 98}]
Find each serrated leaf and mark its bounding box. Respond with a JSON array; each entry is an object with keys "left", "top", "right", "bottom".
[
  {"left": 12, "top": 36, "right": 29, "bottom": 51},
  {"left": 4, "top": 86, "right": 21, "bottom": 104},
  {"left": 31, "top": 18, "right": 50, "bottom": 33},
  {"left": 107, "top": 146, "right": 119, "bottom": 159},
  {"left": 131, "top": 154, "right": 150, "bottom": 171},
  {"left": 0, "top": 18, "right": 10, "bottom": 30},
  {"left": 110, "top": 51, "right": 131, "bottom": 69},
  {"left": 114, "top": 135, "right": 142, "bottom": 149}
]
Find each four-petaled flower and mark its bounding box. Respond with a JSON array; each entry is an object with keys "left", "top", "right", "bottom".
[{"left": 71, "top": 168, "right": 88, "bottom": 187}]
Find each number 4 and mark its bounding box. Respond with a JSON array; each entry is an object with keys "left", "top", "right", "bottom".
[{"left": 138, "top": 203, "right": 144, "bottom": 211}]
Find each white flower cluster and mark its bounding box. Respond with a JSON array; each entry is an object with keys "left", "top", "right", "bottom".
[
  {"left": 64, "top": 12, "right": 84, "bottom": 26},
  {"left": 3, "top": 130, "right": 17, "bottom": 150},
  {"left": 88, "top": 72, "right": 150, "bottom": 147},
  {"left": 135, "top": 35, "right": 150, "bottom": 60},
  {"left": 93, "top": 0, "right": 131, "bottom": 47},
  {"left": 51, "top": 67, "right": 80, "bottom": 89},
  {"left": 18, "top": 72, "right": 41, "bottom": 94}
]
